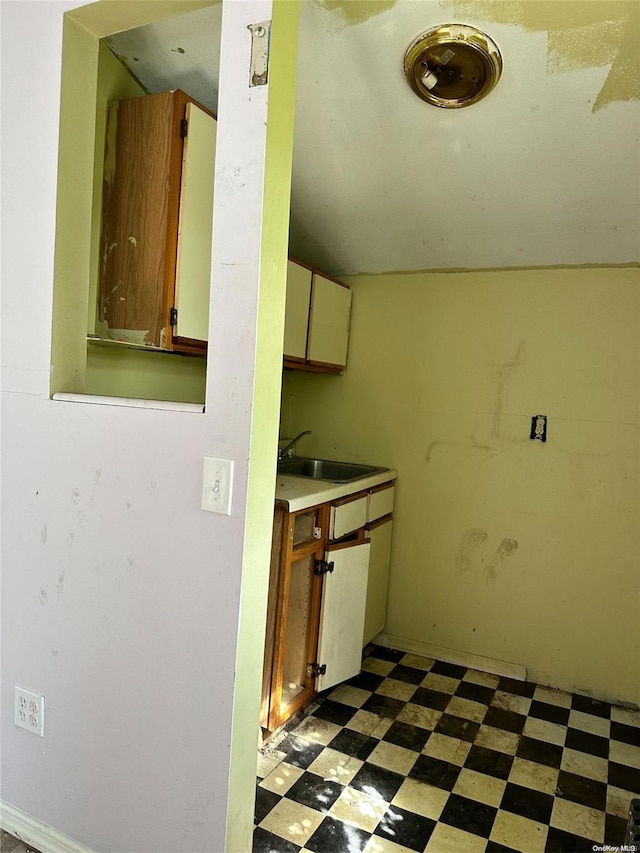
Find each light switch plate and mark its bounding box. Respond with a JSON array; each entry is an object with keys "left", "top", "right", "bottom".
[{"left": 202, "top": 457, "right": 234, "bottom": 515}]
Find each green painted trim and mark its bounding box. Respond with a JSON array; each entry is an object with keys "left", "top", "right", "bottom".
[{"left": 51, "top": 15, "right": 99, "bottom": 394}]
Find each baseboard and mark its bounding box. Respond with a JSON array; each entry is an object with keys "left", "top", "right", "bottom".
[
  {"left": 0, "top": 800, "right": 94, "bottom": 853},
  {"left": 374, "top": 633, "right": 527, "bottom": 681}
]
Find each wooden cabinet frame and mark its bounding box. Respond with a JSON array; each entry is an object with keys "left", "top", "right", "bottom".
[{"left": 260, "top": 504, "right": 327, "bottom": 732}]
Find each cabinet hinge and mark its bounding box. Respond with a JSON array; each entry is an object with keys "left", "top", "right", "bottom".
[
  {"left": 170, "top": 307, "right": 178, "bottom": 326},
  {"left": 180, "top": 119, "right": 188, "bottom": 140},
  {"left": 314, "top": 559, "right": 334, "bottom": 576},
  {"left": 307, "top": 662, "right": 327, "bottom": 679}
]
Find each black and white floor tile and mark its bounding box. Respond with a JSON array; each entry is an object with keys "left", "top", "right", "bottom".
[{"left": 254, "top": 647, "right": 640, "bottom": 852}]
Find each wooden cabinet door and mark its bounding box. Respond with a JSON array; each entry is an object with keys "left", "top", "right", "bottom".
[
  {"left": 317, "top": 539, "right": 370, "bottom": 693},
  {"left": 307, "top": 273, "right": 352, "bottom": 368},
  {"left": 283, "top": 261, "right": 312, "bottom": 360},
  {"left": 262, "top": 506, "right": 325, "bottom": 732},
  {"left": 275, "top": 551, "right": 319, "bottom": 727},
  {"left": 99, "top": 91, "right": 181, "bottom": 349},
  {"left": 363, "top": 517, "right": 393, "bottom": 646},
  {"left": 174, "top": 102, "right": 217, "bottom": 345}
]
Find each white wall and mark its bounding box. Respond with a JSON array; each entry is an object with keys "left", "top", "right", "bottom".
[{"left": 1, "top": 2, "right": 286, "bottom": 851}]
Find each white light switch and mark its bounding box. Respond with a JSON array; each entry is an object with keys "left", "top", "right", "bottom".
[{"left": 202, "top": 457, "right": 234, "bottom": 515}]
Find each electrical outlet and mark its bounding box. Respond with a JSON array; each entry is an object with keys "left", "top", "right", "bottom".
[
  {"left": 530, "top": 414, "right": 548, "bottom": 442},
  {"left": 15, "top": 686, "right": 45, "bottom": 736}
]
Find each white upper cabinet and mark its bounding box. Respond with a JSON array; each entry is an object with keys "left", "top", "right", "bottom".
[
  {"left": 307, "top": 273, "right": 352, "bottom": 369},
  {"left": 283, "top": 260, "right": 312, "bottom": 360},
  {"left": 283, "top": 262, "right": 352, "bottom": 374}
]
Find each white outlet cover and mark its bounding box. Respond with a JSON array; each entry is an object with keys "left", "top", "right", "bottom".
[
  {"left": 15, "top": 686, "right": 45, "bottom": 736},
  {"left": 202, "top": 457, "right": 234, "bottom": 515}
]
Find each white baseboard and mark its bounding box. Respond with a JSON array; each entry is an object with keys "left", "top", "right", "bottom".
[
  {"left": 0, "top": 801, "right": 94, "bottom": 853},
  {"left": 374, "top": 633, "right": 527, "bottom": 681}
]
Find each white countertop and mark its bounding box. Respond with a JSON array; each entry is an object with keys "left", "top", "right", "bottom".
[{"left": 275, "top": 469, "right": 397, "bottom": 512}]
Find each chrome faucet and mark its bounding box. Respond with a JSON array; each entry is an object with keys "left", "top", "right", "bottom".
[{"left": 278, "top": 430, "right": 311, "bottom": 461}]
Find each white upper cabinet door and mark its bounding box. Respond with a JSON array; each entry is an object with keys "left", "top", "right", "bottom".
[
  {"left": 283, "top": 261, "right": 312, "bottom": 359},
  {"left": 174, "top": 102, "right": 217, "bottom": 342},
  {"left": 307, "top": 273, "right": 352, "bottom": 368},
  {"left": 316, "top": 540, "right": 371, "bottom": 693}
]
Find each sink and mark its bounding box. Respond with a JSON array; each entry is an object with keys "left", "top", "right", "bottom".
[{"left": 277, "top": 456, "right": 388, "bottom": 483}]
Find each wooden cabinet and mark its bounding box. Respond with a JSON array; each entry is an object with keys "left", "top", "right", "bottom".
[
  {"left": 284, "top": 260, "right": 352, "bottom": 375},
  {"left": 261, "top": 480, "right": 395, "bottom": 733},
  {"left": 96, "top": 89, "right": 216, "bottom": 355}
]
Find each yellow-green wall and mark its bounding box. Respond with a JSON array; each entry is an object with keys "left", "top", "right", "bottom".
[
  {"left": 86, "top": 344, "right": 206, "bottom": 402},
  {"left": 283, "top": 266, "right": 640, "bottom": 705}
]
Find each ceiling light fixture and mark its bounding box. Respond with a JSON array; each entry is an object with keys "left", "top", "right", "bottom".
[{"left": 404, "top": 24, "right": 503, "bottom": 108}]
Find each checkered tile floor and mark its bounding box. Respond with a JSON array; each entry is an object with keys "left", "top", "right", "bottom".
[{"left": 254, "top": 646, "right": 640, "bottom": 852}]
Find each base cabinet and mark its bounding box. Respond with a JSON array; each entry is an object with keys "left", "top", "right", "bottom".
[{"left": 262, "top": 480, "right": 395, "bottom": 734}]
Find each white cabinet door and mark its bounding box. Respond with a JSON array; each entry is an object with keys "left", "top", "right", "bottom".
[
  {"left": 284, "top": 261, "right": 312, "bottom": 359},
  {"left": 307, "top": 273, "right": 352, "bottom": 368},
  {"left": 175, "top": 102, "right": 217, "bottom": 342},
  {"left": 363, "top": 518, "right": 393, "bottom": 646},
  {"left": 317, "top": 540, "right": 370, "bottom": 692}
]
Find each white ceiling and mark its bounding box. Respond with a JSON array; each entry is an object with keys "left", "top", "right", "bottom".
[{"left": 107, "top": 0, "right": 640, "bottom": 276}]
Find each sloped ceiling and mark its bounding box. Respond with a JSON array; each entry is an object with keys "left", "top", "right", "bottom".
[{"left": 107, "top": 0, "right": 640, "bottom": 276}]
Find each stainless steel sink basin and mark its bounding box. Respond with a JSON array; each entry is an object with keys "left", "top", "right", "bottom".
[{"left": 277, "top": 457, "right": 388, "bottom": 483}]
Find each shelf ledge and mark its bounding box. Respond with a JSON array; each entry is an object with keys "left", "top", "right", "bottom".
[{"left": 52, "top": 393, "right": 204, "bottom": 413}]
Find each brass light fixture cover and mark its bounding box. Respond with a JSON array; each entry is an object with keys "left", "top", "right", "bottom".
[{"left": 404, "top": 24, "right": 503, "bottom": 108}]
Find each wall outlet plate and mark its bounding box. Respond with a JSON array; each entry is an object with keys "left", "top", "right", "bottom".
[
  {"left": 15, "top": 686, "right": 45, "bottom": 736},
  {"left": 530, "top": 414, "right": 548, "bottom": 442}
]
